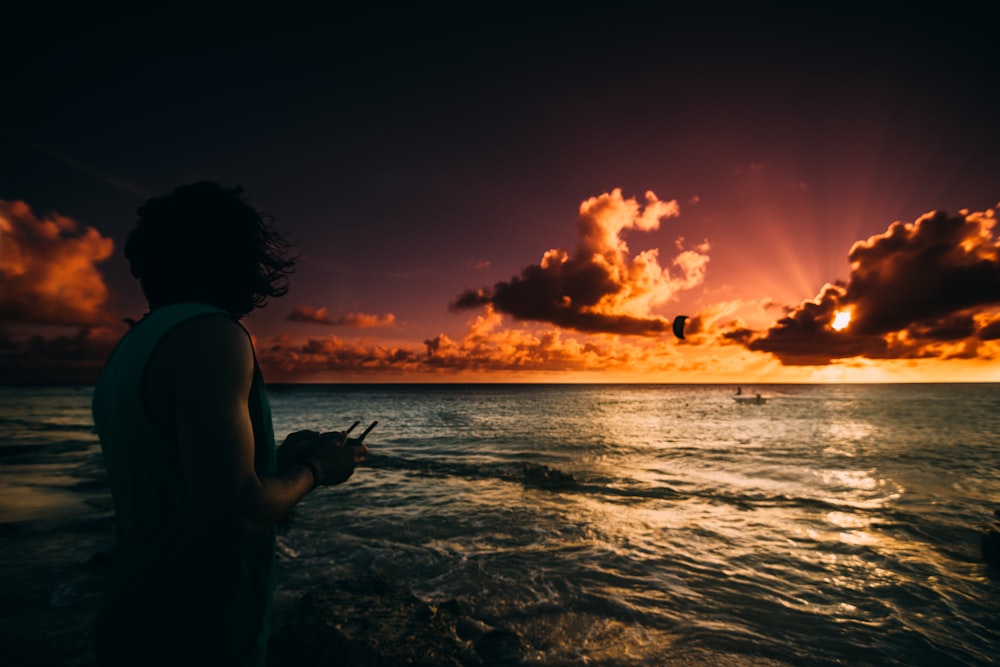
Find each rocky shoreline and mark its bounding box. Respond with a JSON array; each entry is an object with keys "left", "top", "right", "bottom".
[
  {"left": 268, "top": 573, "right": 526, "bottom": 667},
  {"left": 6, "top": 504, "right": 999, "bottom": 666},
  {"left": 1, "top": 519, "right": 531, "bottom": 667}
]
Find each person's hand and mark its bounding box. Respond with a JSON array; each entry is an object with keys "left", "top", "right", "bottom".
[
  {"left": 307, "top": 435, "right": 367, "bottom": 487},
  {"left": 342, "top": 420, "right": 376, "bottom": 453},
  {"left": 277, "top": 430, "right": 347, "bottom": 473}
]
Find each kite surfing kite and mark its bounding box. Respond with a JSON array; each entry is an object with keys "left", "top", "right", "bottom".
[{"left": 672, "top": 315, "right": 687, "bottom": 340}]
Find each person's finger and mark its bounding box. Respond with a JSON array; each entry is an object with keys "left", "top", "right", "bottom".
[{"left": 319, "top": 430, "right": 348, "bottom": 445}]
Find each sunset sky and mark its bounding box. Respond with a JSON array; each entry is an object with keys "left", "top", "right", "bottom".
[{"left": 2, "top": 4, "right": 999, "bottom": 383}]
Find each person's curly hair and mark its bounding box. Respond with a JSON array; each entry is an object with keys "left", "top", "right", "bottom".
[{"left": 125, "top": 182, "right": 296, "bottom": 318}]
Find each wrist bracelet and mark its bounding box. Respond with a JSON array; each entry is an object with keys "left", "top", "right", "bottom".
[{"left": 304, "top": 460, "right": 321, "bottom": 490}]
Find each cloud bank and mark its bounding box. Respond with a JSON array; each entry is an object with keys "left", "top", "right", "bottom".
[
  {"left": 0, "top": 326, "right": 120, "bottom": 384},
  {"left": 735, "top": 207, "right": 1000, "bottom": 365},
  {"left": 287, "top": 306, "right": 396, "bottom": 328},
  {"left": 0, "top": 199, "right": 114, "bottom": 326},
  {"left": 451, "top": 189, "right": 706, "bottom": 336},
  {"left": 257, "top": 306, "right": 689, "bottom": 380}
]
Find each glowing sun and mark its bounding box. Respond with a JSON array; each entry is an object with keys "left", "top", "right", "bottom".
[{"left": 832, "top": 310, "right": 852, "bottom": 331}]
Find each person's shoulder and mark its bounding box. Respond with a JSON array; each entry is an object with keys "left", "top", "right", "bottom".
[
  {"left": 165, "top": 311, "right": 247, "bottom": 340},
  {"left": 159, "top": 313, "right": 253, "bottom": 370}
]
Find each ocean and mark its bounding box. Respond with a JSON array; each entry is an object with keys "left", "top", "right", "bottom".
[{"left": 1, "top": 383, "right": 998, "bottom": 666}]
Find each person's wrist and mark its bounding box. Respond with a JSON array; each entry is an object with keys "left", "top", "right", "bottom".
[{"left": 303, "top": 459, "right": 321, "bottom": 490}]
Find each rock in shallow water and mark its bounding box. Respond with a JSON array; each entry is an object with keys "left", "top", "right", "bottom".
[
  {"left": 267, "top": 572, "right": 525, "bottom": 667},
  {"left": 473, "top": 629, "right": 524, "bottom": 666}
]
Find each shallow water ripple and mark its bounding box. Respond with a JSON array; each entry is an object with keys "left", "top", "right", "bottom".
[{"left": 2, "top": 383, "right": 998, "bottom": 666}]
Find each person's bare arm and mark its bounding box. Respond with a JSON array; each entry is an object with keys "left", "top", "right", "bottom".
[{"left": 158, "top": 315, "right": 362, "bottom": 545}]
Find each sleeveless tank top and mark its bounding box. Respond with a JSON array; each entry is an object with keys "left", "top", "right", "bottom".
[{"left": 91, "top": 303, "right": 276, "bottom": 666}]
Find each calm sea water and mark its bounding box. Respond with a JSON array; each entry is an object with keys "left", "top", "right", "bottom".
[{"left": 1, "top": 383, "right": 998, "bottom": 665}]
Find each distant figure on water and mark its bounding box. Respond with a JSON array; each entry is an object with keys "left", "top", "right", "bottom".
[
  {"left": 91, "top": 183, "right": 370, "bottom": 666},
  {"left": 733, "top": 386, "right": 766, "bottom": 404}
]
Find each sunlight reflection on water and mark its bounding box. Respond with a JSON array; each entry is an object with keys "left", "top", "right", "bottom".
[{"left": 5, "top": 383, "right": 999, "bottom": 666}]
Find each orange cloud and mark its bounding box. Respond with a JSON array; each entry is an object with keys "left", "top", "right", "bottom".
[
  {"left": 451, "top": 189, "right": 703, "bottom": 336},
  {"left": 287, "top": 306, "right": 396, "bottom": 328},
  {"left": 0, "top": 199, "right": 115, "bottom": 326},
  {"left": 260, "top": 331, "right": 421, "bottom": 378},
  {"left": 844, "top": 208, "right": 998, "bottom": 335},
  {"left": 257, "top": 306, "right": 693, "bottom": 381},
  {"left": 741, "top": 207, "right": 1000, "bottom": 365}
]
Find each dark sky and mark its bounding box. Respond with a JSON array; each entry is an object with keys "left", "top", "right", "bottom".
[{"left": 2, "top": 2, "right": 999, "bottom": 382}]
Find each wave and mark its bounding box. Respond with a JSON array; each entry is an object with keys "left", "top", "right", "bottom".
[
  {"left": 0, "top": 440, "right": 98, "bottom": 465},
  {"left": 365, "top": 454, "right": 872, "bottom": 514},
  {"left": 0, "top": 417, "right": 96, "bottom": 433}
]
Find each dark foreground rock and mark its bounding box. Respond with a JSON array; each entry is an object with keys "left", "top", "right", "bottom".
[
  {"left": 1, "top": 522, "right": 527, "bottom": 667},
  {"left": 267, "top": 571, "right": 525, "bottom": 667}
]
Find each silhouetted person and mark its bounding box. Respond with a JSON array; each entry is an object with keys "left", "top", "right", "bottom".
[{"left": 91, "top": 182, "right": 366, "bottom": 666}]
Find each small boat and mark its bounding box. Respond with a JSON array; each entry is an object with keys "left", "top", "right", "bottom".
[{"left": 733, "top": 387, "right": 766, "bottom": 404}]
